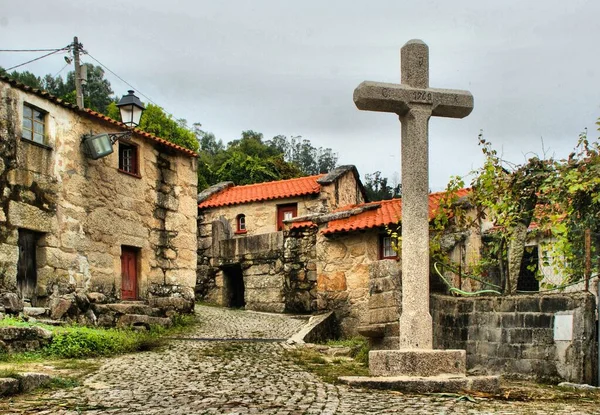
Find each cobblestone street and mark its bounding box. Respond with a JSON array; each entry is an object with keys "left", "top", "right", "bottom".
[{"left": 2, "top": 305, "right": 599, "bottom": 414}]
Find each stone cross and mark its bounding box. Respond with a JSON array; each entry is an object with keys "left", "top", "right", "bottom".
[{"left": 354, "top": 40, "right": 473, "bottom": 349}]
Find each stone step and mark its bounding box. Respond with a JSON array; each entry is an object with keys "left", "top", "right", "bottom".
[
  {"left": 116, "top": 314, "right": 172, "bottom": 329},
  {"left": 23, "top": 307, "right": 49, "bottom": 318},
  {"left": 95, "top": 303, "right": 161, "bottom": 317}
]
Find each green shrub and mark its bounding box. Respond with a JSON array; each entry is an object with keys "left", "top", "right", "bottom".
[{"left": 43, "top": 327, "right": 163, "bottom": 359}]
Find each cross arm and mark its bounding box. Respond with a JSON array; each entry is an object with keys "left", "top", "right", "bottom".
[{"left": 353, "top": 81, "right": 474, "bottom": 119}]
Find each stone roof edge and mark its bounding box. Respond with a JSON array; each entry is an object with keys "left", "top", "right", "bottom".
[
  {"left": 316, "top": 165, "right": 369, "bottom": 202},
  {"left": 197, "top": 182, "right": 234, "bottom": 204},
  {"left": 285, "top": 203, "right": 381, "bottom": 226},
  {"left": 0, "top": 75, "right": 198, "bottom": 158}
]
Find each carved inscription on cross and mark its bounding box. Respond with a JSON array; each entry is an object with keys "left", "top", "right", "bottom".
[{"left": 354, "top": 40, "right": 474, "bottom": 350}]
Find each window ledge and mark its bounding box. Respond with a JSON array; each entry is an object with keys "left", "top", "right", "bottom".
[
  {"left": 234, "top": 230, "right": 247, "bottom": 235},
  {"left": 21, "top": 138, "right": 53, "bottom": 151},
  {"left": 118, "top": 169, "right": 142, "bottom": 179}
]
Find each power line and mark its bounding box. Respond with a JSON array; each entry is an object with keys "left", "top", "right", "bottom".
[
  {"left": 0, "top": 48, "right": 65, "bottom": 52},
  {"left": 4, "top": 47, "right": 69, "bottom": 72},
  {"left": 84, "top": 51, "right": 160, "bottom": 108},
  {"left": 53, "top": 62, "right": 70, "bottom": 78}
]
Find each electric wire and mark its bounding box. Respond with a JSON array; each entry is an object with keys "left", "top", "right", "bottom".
[
  {"left": 52, "top": 62, "right": 70, "bottom": 78},
  {"left": 84, "top": 52, "right": 159, "bottom": 108},
  {"left": 0, "top": 48, "right": 65, "bottom": 52},
  {"left": 4, "top": 47, "right": 70, "bottom": 72}
]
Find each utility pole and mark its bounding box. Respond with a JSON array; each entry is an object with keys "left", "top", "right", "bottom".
[{"left": 73, "top": 36, "right": 84, "bottom": 109}]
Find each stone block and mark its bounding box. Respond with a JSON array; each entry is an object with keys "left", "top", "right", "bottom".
[
  {"left": 19, "top": 372, "right": 51, "bottom": 392},
  {"left": 245, "top": 274, "right": 283, "bottom": 290},
  {"left": 317, "top": 272, "right": 347, "bottom": 291},
  {"left": 0, "top": 293, "right": 23, "bottom": 313},
  {"left": 339, "top": 374, "right": 500, "bottom": 394},
  {"left": 7, "top": 200, "right": 56, "bottom": 232},
  {"left": 116, "top": 314, "right": 172, "bottom": 329},
  {"left": 368, "top": 291, "right": 397, "bottom": 310},
  {"left": 369, "top": 307, "right": 398, "bottom": 324},
  {"left": 516, "top": 296, "right": 541, "bottom": 313},
  {"left": 369, "top": 349, "right": 466, "bottom": 377},
  {"left": 245, "top": 288, "right": 283, "bottom": 304},
  {"left": 0, "top": 378, "right": 19, "bottom": 396}
]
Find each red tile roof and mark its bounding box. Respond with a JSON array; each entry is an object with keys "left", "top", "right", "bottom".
[
  {"left": 198, "top": 174, "right": 325, "bottom": 208},
  {"left": 0, "top": 75, "right": 197, "bottom": 158},
  {"left": 322, "top": 188, "right": 471, "bottom": 235}
]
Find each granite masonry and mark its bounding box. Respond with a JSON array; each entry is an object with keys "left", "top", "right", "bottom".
[{"left": 0, "top": 76, "right": 198, "bottom": 322}]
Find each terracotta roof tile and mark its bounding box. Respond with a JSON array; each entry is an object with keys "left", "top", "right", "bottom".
[
  {"left": 0, "top": 75, "right": 197, "bottom": 158},
  {"left": 289, "top": 221, "right": 317, "bottom": 230},
  {"left": 323, "top": 188, "right": 471, "bottom": 235},
  {"left": 198, "top": 174, "right": 325, "bottom": 208}
]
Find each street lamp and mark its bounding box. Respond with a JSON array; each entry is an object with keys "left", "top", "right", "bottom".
[
  {"left": 82, "top": 90, "right": 145, "bottom": 160},
  {"left": 117, "top": 90, "right": 145, "bottom": 128}
]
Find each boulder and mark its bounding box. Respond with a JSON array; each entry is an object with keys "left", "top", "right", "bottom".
[
  {"left": 0, "top": 293, "right": 23, "bottom": 314},
  {"left": 50, "top": 296, "right": 76, "bottom": 320},
  {"left": 148, "top": 297, "right": 194, "bottom": 314},
  {"left": 0, "top": 326, "right": 52, "bottom": 353},
  {"left": 23, "top": 307, "right": 48, "bottom": 318},
  {"left": 0, "top": 378, "right": 19, "bottom": 396},
  {"left": 19, "top": 372, "right": 51, "bottom": 392},
  {"left": 86, "top": 292, "right": 107, "bottom": 304},
  {"left": 74, "top": 291, "right": 90, "bottom": 312}
]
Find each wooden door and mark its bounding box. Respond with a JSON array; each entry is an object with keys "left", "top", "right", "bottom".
[
  {"left": 17, "top": 230, "right": 39, "bottom": 302},
  {"left": 121, "top": 247, "right": 138, "bottom": 300},
  {"left": 277, "top": 204, "right": 298, "bottom": 231}
]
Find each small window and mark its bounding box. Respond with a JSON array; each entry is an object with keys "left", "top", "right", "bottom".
[
  {"left": 380, "top": 235, "right": 397, "bottom": 259},
  {"left": 118, "top": 141, "right": 139, "bottom": 176},
  {"left": 236, "top": 214, "right": 247, "bottom": 234},
  {"left": 22, "top": 103, "right": 46, "bottom": 144}
]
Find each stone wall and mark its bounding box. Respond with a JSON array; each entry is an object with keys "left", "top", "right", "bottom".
[
  {"left": 316, "top": 230, "right": 379, "bottom": 335},
  {"left": 0, "top": 81, "right": 197, "bottom": 308},
  {"left": 200, "top": 195, "right": 325, "bottom": 237},
  {"left": 431, "top": 292, "right": 597, "bottom": 384},
  {"left": 358, "top": 260, "right": 401, "bottom": 349},
  {"left": 318, "top": 168, "right": 365, "bottom": 211}
]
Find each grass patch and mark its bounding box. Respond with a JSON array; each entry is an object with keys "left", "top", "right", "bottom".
[
  {"left": 44, "top": 376, "right": 80, "bottom": 389},
  {"left": 0, "top": 313, "right": 199, "bottom": 361},
  {"left": 285, "top": 347, "right": 369, "bottom": 384},
  {"left": 324, "top": 337, "right": 370, "bottom": 365},
  {"left": 42, "top": 327, "right": 165, "bottom": 358}
]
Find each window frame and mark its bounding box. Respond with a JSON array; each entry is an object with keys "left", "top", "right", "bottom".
[
  {"left": 21, "top": 103, "right": 49, "bottom": 147},
  {"left": 235, "top": 214, "right": 247, "bottom": 234},
  {"left": 118, "top": 140, "right": 141, "bottom": 178},
  {"left": 380, "top": 235, "right": 398, "bottom": 260}
]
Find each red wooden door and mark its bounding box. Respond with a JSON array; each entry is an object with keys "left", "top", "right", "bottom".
[
  {"left": 277, "top": 204, "right": 297, "bottom": 231},
  {"left": 121, "top": 247, "right": 138, "bottom": 300}
]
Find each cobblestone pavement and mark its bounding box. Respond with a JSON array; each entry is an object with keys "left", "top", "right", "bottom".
[{"left": 2, "top": 305, "right": 599, "bottom": 414}]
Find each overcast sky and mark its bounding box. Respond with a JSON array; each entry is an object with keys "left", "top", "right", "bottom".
[{"left": 2, "top": 0, "right": 599, "bottom": 190}]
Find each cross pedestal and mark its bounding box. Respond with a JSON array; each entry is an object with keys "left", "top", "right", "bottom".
[{"left": 344, "top": 41, "right": 497, "bottom": 390}]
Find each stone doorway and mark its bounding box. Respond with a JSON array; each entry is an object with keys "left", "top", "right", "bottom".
[
  {"left": 17, "top": 229, "right": 42, "bottom": 305},
  {"left": 223, "top": 264, "right": 245, "bottom": 308}
]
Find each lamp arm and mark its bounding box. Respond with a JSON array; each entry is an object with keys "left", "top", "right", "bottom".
[{"left": 107, "top": 131, "right": 133, "bottom": 145}]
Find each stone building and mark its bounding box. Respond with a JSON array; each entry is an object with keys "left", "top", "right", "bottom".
[
  {"left": 0, "top": 76, "right": 198, "bottom": 321},
  {"left": 197, "top": 166, "right": 475, "bottom": 335}
]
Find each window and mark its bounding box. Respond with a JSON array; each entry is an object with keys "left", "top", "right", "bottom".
[
  {"left": 236, "top": 214, "right": 247, "bottom": 234},
  {"left": 22, "top": 103, "right": 46, "bottom": 144},
  {"left": 380, "top": 235, "right": 397, "bottom": 259},
  {"left": 118, "top": 141, "right": 139, "bottom": 176},
  {"left": 277, "top": 203, "right": 297, "bottom": 231}
]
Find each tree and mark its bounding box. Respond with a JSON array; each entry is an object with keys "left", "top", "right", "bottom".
[
  {"left": 363, "top": 171, "right": 401, "bottom": 201},
  {"left": 265, "top": 134, "right": 338, "bottom": 175},
  {"left": 138, "top": 104, "right": 199, "bottom": 152}
]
